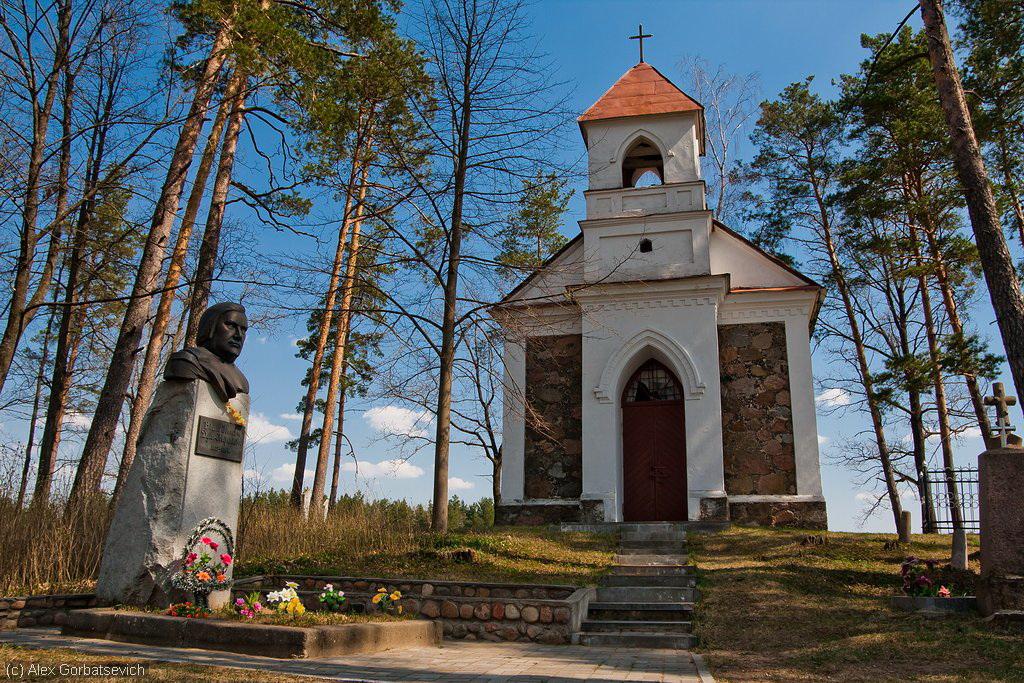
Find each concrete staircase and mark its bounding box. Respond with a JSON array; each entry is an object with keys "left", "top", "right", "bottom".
[{"left": 577, "top": 523, "right": 697, "bottom": 649}]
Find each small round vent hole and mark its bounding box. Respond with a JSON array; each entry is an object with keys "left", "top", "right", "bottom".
[{"left": 639, "top": 238, "right": 653, "bottom": 253}]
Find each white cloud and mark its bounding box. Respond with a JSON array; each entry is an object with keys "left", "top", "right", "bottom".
[
  {"left": 363, "top": 406, "right": 433, "bottom": 438},
  {"left": 66, "top": 411, "right": 92, "bottom": 429},
  {"left": 815, "top": 388, "right": 851, "bottom": 408},
  {"left": 342, "top": 458, "right": 425, "bottom": 479},
  {"left": 960, "top": 426, "right": 984, "bottom": 439},
  {"left": 448, "top": 477, "right": 474, "bottom": 491},
  {"left": 855, "top": 491, "right": 874, "bottom": 503},
  {"left": 270, "top": 462, "right": 312, "bottom": 484},
  {"left": 817, "top": 434, "right": 830, "bottom": 447},
  {"left": 246, "top": 413, "right": 294, "bottom": 444},
  {"left": 279, "top": 412, "right": 303, "bottom": 421}
]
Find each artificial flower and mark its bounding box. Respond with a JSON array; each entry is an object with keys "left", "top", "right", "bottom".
[
  {"left": 220, "top": 553, "right": 232, "bottom": 565},
  {"left": 196, "top": 571, "right": 211, "bottom": 582},
  {"left": 938, "top": 586, "right": 951, "bottom": 598}
]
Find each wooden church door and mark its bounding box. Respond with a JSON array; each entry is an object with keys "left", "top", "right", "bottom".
[{"left": 622, "top": 360, "right": 687, "bottom": 521}]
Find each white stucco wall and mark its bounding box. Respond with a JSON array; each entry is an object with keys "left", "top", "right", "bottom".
[
  {"left": 583, "top": 114, "right": 702, "bottom": 190},
  {"left": 709, "top": 226, "right": 809, "bottom": 290},
  {"left": 580, "top": 212, "right": 713, "bottom": 285},
  {"left": 575, "top": 276, "right": 730, "bottom": 520}
]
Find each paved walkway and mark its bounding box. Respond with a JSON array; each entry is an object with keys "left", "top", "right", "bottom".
[{"left": 1, "top": 628, "right": 707, "bottom": 682}]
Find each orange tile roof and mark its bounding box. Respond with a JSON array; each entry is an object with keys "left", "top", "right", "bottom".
[{"left": 579, "top": 62, "right": 703, "bottom": 123}]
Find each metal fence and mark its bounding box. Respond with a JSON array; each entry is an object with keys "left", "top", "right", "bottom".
[{"left": 927, "top": 467, "right": 980, "bottom": 533}]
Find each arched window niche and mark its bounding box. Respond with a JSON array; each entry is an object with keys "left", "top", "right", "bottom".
[{"left": 621, "top": 136, "right": 665, "bottom": 188}]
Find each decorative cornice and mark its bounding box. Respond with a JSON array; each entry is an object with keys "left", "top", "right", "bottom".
[{"left": 718, "top": 304, "right": 812, "bottom": 323}]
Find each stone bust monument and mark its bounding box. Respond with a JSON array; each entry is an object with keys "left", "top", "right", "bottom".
[{"left": 165, "top": 302, "right": 249, "bottom": 401}]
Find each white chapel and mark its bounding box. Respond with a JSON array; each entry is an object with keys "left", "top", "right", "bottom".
[{"left": 493, "top": 60, "right": 827, "bottom": 528}]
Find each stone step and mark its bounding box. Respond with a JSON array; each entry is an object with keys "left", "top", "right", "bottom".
[
  {"left": 620, "top": 529, "right": 686, "bottom": 543},
  {"left": 582, "top": 619, "right": 693, "bottom": 634},
  {"left": 601, "top": 573, "right": 697, "bottom": 588},
  {"left": 577, "top": 631, "right": 697, "bottom": 649},
  {"left": 588, "top": 602, "right": 694, "bottom": 622},
  {"left": 613, "top": 553, "right": 690, "bottom": 565},
  {"left": 561, "top": 522, "right": 692, "bottom": 535},
  {"left": 618, "top": 539, "right": 689, "bottom": 553},
  {"left": 596, "top": 585, "right": 697, "bottom": 602},
  {"left": 608, "top": 563, "right": 696, "bottom": 576}
]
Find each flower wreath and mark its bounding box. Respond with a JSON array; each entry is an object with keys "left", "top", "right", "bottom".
[{"left": 169, "top": 517, "right": 236, "bottom": 595}]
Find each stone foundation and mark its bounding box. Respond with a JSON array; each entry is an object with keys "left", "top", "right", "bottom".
[
  {"left": 699, "top": 496, "right": 729, "bottom": 521},
  {"left": 235, "top": 575, "right": 590, "bottom": 645},
  {"left": 0, "top": 593, "right": 98, "bottom": 630},
  {"left": 524, "top": 334, "right": 583, "bottom": 499},
  {"left": 719, "top": 323, "right": 797, "bottom": 496},
  {"left": 728, "top": 500, "right": 826, "bottom": 529},
  {"left": 496, "top": 502, "right": 586, "bottom": 526}
]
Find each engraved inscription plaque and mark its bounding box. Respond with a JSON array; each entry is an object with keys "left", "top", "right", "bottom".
[{"left": 195, "top": 416, "right": 245, "bottom": 462}]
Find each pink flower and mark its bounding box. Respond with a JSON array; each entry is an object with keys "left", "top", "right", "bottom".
[
  {"left": 208, "top": 540, "right": 219, "bottom": 550},
  {"left": 220, "top": 553, "right": 232, "bottom": 565},
  {"left": 185, "top": 552, "right": 198, "bottom": 565},
  {"left": 235, "top": 598, "right": 245, "bottom": 607},
  {"left": 938, "top": 586, "right": 951, "bottom": 598},
  {"left": 253, "top": 602, "right": 263, "bottom": 612},
  {"left": 201, "top": 537, "right": 213, "bottom": 546}
]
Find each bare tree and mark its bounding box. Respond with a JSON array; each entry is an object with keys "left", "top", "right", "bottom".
[{"left": 678, "top": 56, "right": 759, "bottom": 223}]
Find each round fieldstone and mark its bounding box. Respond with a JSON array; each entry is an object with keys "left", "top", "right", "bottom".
[
  {"left": 539, "top": 606, "right": 553, "bottom": 623},
  {"left": 505, "top": 604, "right": 520, "bottom": 620},
  {"left": 478, "top": 587, "right": 490, "bottom": 597},
  {"left": 539, "top": 630, "right": 566, "bottom": 644},
  {"left": 459, "top": 604, "right": 474, "bottom": 619},
  {"left": 421, "top": 583, "right": 434, "bottom": 596},
  {"left": 464, "top": 587, "right": 476, "bottom": 597},
  {"left": 553, "top": 607, "right": 570, "bottom": 623},
  {"left": 500, "top": 627, "right": 518, "bottom": 641},
  {"left": 474, "top": 603, "right": 490, "bottom": 620},
  {"left": 401, "top": 599, "right": 420, "bottom": 615},
  {"left": 421, "top": 599, "right": 440, "bottom": 618},
  {"left": 526, "top": 625, "right": 544, "bottom": 639},
  {"left": 441, "top": 601, "right": 459, "bottom": 618},
  {"left": 521, "top": 606, "right": 539, "bottom": 623},
  {"left": 451, "top": 586, "right": 462, "bottom": 596},
  {"left": 514, "top": 589, "right": 529, "bottom": 598},
  {"left": 484, "top": 622, "right": 500, "bottom": 632},
  {"left": 492, "top": 603, "right": 505, "bottom": 619},
  {"left": 452, "top": 623, "right": 467, "bottom": 638}
]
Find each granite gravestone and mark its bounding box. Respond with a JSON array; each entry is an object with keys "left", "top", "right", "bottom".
[
  {"left": 978, "top": 382, "right": 1024, "bottom": 617},
  {"left": 96, "top": 303, "right": 250, "bottom": 608}
]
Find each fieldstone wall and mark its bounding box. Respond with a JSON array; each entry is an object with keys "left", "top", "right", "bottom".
[
  {"left": 728, "top": 500, "right": 827, "bottom": 529},
  {"left": 495, "top": 499, "right": 604, "bottom": 526},
  {"left": 236, "top": 575, "right": 589, "bottom": 645},
  {"left": 0, "top": 593, "right": 98, "bottom": 630},
  {"left": 718, "top": 323, "right": 797, "bottom": 495},
  {"left": 524, "top": 334, "right": 583, "bottom": 500}
]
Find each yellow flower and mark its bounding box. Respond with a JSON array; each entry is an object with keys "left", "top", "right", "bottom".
[
  {"left": 389, "top": 591, "right": 401, "bottom": 601},
  {"left": 377, "top": 587, "right": 387, "bottom": 593},
  {"left": 286, "top": 597, "right": 305, "bottom": 616},
  {"left": 371, "top": 593, "right": 384, "bottom": 604},
  {"left": 225, "top": 403, "right": 246, "bottom": 426}
]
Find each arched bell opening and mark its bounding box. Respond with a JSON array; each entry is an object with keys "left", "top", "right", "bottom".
[{"left": 621, "top": 137, "right": 665, "bottom": 188}]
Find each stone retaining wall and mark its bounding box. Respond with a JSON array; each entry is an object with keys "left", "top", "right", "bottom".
[
  {"left": 495, "top": 499, "right": 603, "bottom": 525},
  {"left": 0, "top": 593, "right": 98, "bottom": 630},
  {"left": 235, "top": 575, "right": 592, "bottom": 645},
  {"left": 728, "top": 500, "right": 827, "bottom": 529}
]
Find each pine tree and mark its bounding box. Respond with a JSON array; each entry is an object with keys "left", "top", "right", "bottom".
[{"left": 496, "top": 171, "right": 571, "bottom": 277}]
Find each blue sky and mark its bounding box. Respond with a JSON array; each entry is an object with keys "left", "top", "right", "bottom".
[
  {"left": 12, "top": 0, "right": 1002, "bottom": 534},
  {"left": 233, "top": 0, "right": 996, "bottom": 533},
  {"left": 197, "top": 0, "right": 1004, "bottom": 533}
]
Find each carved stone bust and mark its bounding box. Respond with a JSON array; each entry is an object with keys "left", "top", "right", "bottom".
[{"left": 164, "top": 302, "right": 249, "bottom": 402}]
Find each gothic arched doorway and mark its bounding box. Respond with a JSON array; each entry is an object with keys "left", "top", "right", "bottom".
[{"left": 622, "top": 359, "right": 687, "bottom": 521}]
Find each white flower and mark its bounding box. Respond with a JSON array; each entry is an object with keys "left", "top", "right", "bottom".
[
  {"left": 285, "top": 581, "right": 299, "bottom": 589},
  {"left": 324, "top": 584, "right": 333, "bottom": 591}
]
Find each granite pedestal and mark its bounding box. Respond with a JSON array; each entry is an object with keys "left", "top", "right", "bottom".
[
  {"left": 96, "top": 379, "right": 249, "bottom": 609},
  {"left": 978, "top": 447, "right": 1024, "bottom": 616}
]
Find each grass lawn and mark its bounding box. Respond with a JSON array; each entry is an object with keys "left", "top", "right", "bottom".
[
  {"left": 689, "top": 527, "right": 1024, "bottom": 682},
  {"left": 0, "top": 645, "right": 320, "bottom": 682},
  {"left": 238, "top": 526, "right": 618, "bottom": 586}
]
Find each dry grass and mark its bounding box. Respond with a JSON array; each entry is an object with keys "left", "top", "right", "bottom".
[
  {"left": 689, "top": 527, "right": 1024, "bottom": 682},
  {"left": 0, "top": 493, "right": 615, "bottom": 596},
  {"left": 0, "top": 645, "right": 320, "bottom": 682},
  {"left": 0, "top": 497, "right": 111, "bottom": 596}
]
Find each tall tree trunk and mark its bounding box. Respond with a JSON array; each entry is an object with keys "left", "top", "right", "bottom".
[
  {"left": 492, "top": 446, "right": 502, "bottom": 506},
  {"left": 812, "top": 182, "right": 904, "bottom": 529},
  {"left": 432, "top": 67, "right": 475, "bottom": 534},
  {"left": 289, "top": 128, "right": 369, "bottom": 507},
  {"left": 919, "top": 0, "right": 1024, "bottom": 412},
  {"left": 310, "top": 169, "right": 369, "bottom": 515},
  {"left": 68, "top": 24, "right": 233, "bottom": 507},
  {"left": 993, "top": 117, "right": 1024, "bottom": 247},
  {"left": 0, "top": 0, "right": 73, "bottom": 396},
  {"left": 909, "top": 214, "right": 963, "bottom": 532},
  {"left": 910, "top": 178, "right": 992, "bottom": 437},
  {"left": 329, "top": 326, "right": 352, "bottom": 509},
  {"left": 183, "top": 69, "right": 248, "bottom": 347},
  {"left": 113, "top": 79, "right": 233, "bottom": 503},
  {"left": 18, "top": 306, "right": 56, "bottom": 507}
]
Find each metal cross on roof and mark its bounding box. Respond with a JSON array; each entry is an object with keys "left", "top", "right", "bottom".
[
  {"left": 629, "top": 24, "right": 653, "bottom": 63},
  {"left": 984, "top": 381, "right": 1020, "bottom": 448}
]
